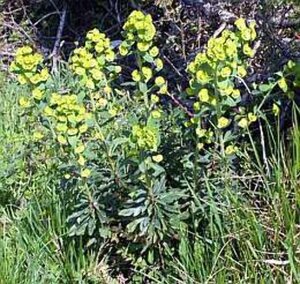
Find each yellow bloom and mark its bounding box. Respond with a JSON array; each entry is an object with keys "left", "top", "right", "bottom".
[
  {"left": 56, "top": 123, "right": 68, "bottom": 132},
  {"left": 19, "top": 97, "right": 30, "bottom": 108},
  {"left": 58, "top": 116, "right": 67, "bottom": 122},
  {"left": 152, "top": 154, "right": 163, "bottom": 163},
  {"left": 67, "top": 128, "right": 78, "bottom": 136},
  {"left": 235, "top": 18, "right": 247, "bottom": 30},
  {"left": 197, "top": 143, "right": 204, "bottom": 150},
  {"left": 104, "top": 86, "right": 112, "bottom": 94},
  {"left": 137, "top": 42, "right": 151, "bottom": 52},
  {"left": 75, "top": 144, "right": 85, "bottom": 154},
  {"left": 18, "top": 74, "right": 27, "bottom": 85},
  {"left": 142, "top": 66, "right": 152, "bottom": 82},
  {"left": 119, "top": 44, "right": 129, "bottom": 56},
  {"left": 198, "top": 89, "right": 210, "bottom": 102},
  {"left": 44, "top": 106, "right": 54, "bottom": 116},
  {"left": 108, "top": 107, "right": 117, "bottom": 117},
  {"left": 79, "top": 124, "right": 88, "bottom": 133},
  {"left": 105, "top": 50, "right": 115, "bottom": 62},
  {"left": 78, "top": 155, "right": 86, "bottom": 166},
  {"left": 272, "top": 103, "right": 280, "bottom": 116},
  {"left": 29, "top": 74, "right": 41, "bottom": 85},
  {"left": 220, "top": 67, "right": 232, "bottom": 78},
  {"left": 155, "top": 58, "right": 164, "bottom": 71},
  {"left": 98, "top": 98, "right": 108, "bottom": 108},
  {"left": 81, "top": 168, "right": 91, "bottom": 178},
  {"left": 151, "top": 95, "right": 160, "bottom": 103},
  {"left": 231, "top": 89, "right": 241, "bottom": 99},
  {"left": 158, "top": 84, "right": 168, "bottom": 94},
  {"left": 238, "top": 118, "right": 249, "bottom": 128},
  {"left": 86, "top": 79, "right": 95, "bottom": 89},
  {"left": 220, "top": 86, "right": 234, "bottom": 96},
  {"left": 196, "top": 128, "right": 206, "bottom": 138},
  {"left": 32, "top": 88, "right": 44, "bottom": 100},
  {"left": 278, "top": 77, "right": 288, "bottom": 92},
  {"left": 193, "top": 102, "right": 200, "bottom": 111},
  {"left": 40, "top": 68, "right": 49, "bottom": 81},
  {"left": 33, "top": 131, "right": 44, "bottom": 141},
  {"left": 16, "top": 46, "right": 33, "bottom": 56},
  {"left": 151, "top": 110, "right": 161, "bottom": 119},
  {"left": 132, "top": 69, "right": 141, "bottom": 82},
  {"left": 149, "top": 46, "right": 159, "bottom": 57},
  {"left": 64, "top": 174, "right": 71, "bottom": 179},
  {"left": 225, "top": 145, "right": 237, "bottom": 155},
  {"left": 248, "top": 112, "right": 257, "bottom": 122},
  {"left": 90, "top": 69, "right": 104, "bottom": 81},
  {"left": 115, "top": 66, "right": 122, "bottom": 73},
  {"left": 196, "top": 70, "right": 210, "bottom": 84},
  {"left": 241, "top": 28, "right": 252, "bottom": 41},
  {"left": 217, "top": 117, "right": 230, "bottom": 129},
  {"left": 249, "top": 21, "right": 257, "bottom": 40},
  {"left": 155, "top": 76, "right": 165, "bottom": 87},
  {"left": 237, "top": 66, "right": 247, "bottom": 78},
  {"left": 57, "top": 135, "right": 68, "bottom": 145},
  {"left": 243, "top": 44, "right": 254, "bottom": 57},
  {"left": 211, "top": 98, "right": 217, "bottom": 106}
]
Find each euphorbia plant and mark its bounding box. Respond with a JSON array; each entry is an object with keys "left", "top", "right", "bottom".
[{"left": 186, "top": 18, "right": 258, "bottom": 159}]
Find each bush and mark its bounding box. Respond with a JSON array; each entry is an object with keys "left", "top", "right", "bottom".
[{"left": 2, "top": 8, "right": 300, "bottom": 282}]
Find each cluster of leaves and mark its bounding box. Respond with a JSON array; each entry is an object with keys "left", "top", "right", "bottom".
[{"left": 8, "top": 9, "right": 300, "bottom": 280}]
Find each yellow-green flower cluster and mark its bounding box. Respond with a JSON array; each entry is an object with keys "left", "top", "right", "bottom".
[
  {"left": 237, "top": 112, "right": 257, "bottom": 129},
  {"left": 44, "top": 93, "right": 91, "bottom": 144},
  {"left": 186, "top": 19, "right": 257, "bottom": 151},
  {"left": 235, "top": 18, "right": 257, "bottom": 43},
  {"left": 70, "top": 29, "right": 121, "bottom": 90},
  {"left": 10, "top": 46, "right": 49, "bottom": 86},
  {"left": 120, "top": 10, "right": 165, "bottom": 90},
  {"left": 132, "top": 124, "right": 159, "bottom": 151},
  {"left": 43, "top": 92, "right": 93, "bottom": 176},
  {"left": 10, "top": 46, "right": 50, "bottom": 108},
  {"left": 119, "top": 10, "right": 156, "bottom": 55}
]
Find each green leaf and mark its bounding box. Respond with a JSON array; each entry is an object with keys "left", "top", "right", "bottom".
[
  {"left": 143, "top": 54, "right": 154, "bottom": 63},
  {"left": 138, "top": 82, "right": 148, "bottom": 94},
  {"left": 127, "top": 217, "right": 145, "bottom": 233},
  {"left": 67, "top": 136, "right": 78, "bottom": 148},
  {"left": 259, "top": 83, "right": 273, "bottom": 93},
  {"left": 119, "top": 207, "right": 145, "bottom": 217}
]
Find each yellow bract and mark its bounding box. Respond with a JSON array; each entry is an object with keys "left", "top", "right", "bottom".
[
  {"left": 11, "top": 46, "right": 48, "bottom": 88},
  {"left": 217, "top": 117, "right": 230, "bottom": 129},
  {"left": 238, "top": 118, "right": 249, "bottom": 128},
  {"left": 132, "top": 70, "right": 141, "bottom": 82},
  {"left": 78, "top": 155, "right": 86, "bottom": 166},
  {"left": 198, "top": 89, "right": 210, "bottom": 102},
  {"left": 81, "top": 168, "right": 91, "bottom": 178},
  {"left": 75, "top": 144, "right": 85, "bottom": 154},
  {"left": 225, "top": 145, "right": 238, "bottom": 155},
  {"left": 33, "top": 131, "right": 44, "bottom": 141},
  {"left": 19, "top": 97, "right": 30, "bottom": 108},
  {"left": 142, "top": 66, "right": 152, "bottom": 82},
  {"left": 155, "top": 76, "right": 165, "bottom": 87},
  {"left": 273, "top": 104, "right": 280, "bottom": 116},
  {"left": 32, "top": 88, "right": 44, "bottom": 100},
  {"left": 152, "top": 154, "right": 163, "bottom": 163},
  {"left": 248, "top": 112, "right": 257, "bottom": 122}
]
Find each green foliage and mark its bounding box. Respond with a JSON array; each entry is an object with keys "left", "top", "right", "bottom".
[{"left": 2, "top": 9, "right": 300, "bottom": 282}]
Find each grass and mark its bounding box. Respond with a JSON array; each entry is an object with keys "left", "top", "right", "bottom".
[
  {"left": 158, "top": 109, "right": 300, "bottom": 283},
  {"left": 0, "top": 73, "right": 300, "bottom": 283}
]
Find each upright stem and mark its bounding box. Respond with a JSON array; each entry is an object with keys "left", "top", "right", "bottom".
[{"left": 136, "top": 52, "right": 149, "bottom": 111}]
